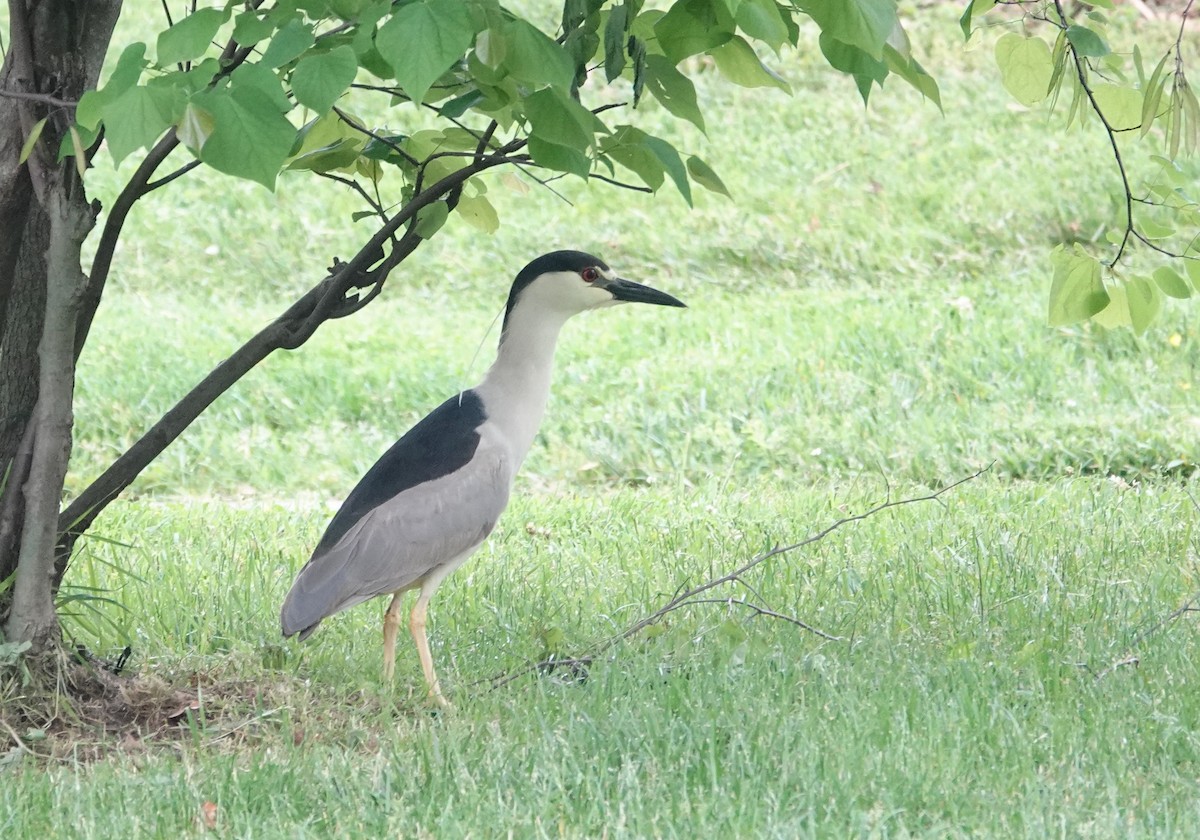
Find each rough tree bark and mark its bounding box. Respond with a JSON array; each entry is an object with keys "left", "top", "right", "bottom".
[{"left": 0, "top": 0, "right": 122, "bottom": 646}]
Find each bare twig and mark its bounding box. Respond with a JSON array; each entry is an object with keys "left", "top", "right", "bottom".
[
  {"left": 589, "top": 172, "right": 653, "bottom": 193},
  {"left": 672, "top": 597, "right": 843, "bottom": 641},
  {"left": 142, "top": 159, "right": 202, "bottom": 194},
  {"left": 1051, "top": 1, "right": 1136, "bottom": 266},
  {"left": 0, "top": 89, "right": 76, "bottom": 109},
  {"left": 1090, "top": 592, "right": 1200, "bottom": 680},
  {"left": 482, "top": 466, "right": 990, "bottom": 691},
  {"left": 332, "top": 106, "right": 420, "bottom": 168},
  {"left": 316, "top": 171, "right": 390, "bottom": 225}
]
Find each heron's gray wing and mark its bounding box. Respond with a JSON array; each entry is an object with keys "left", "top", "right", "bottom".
[
  {"left": 312, "top": 390, "right": 488, "bottom": 556},
  {"left": 281, "top": 415, "right": 513, "bottom": 638}
]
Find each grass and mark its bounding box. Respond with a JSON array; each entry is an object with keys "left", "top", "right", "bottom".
[{"left": 6, "top": 3, "right": 1200, "bottom": 837}]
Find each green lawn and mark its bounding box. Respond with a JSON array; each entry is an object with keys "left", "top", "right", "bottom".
[{"left": 7, "top": 4, "right": 1200, "bottom": 837}]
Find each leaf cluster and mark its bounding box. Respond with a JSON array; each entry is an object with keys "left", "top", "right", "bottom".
[
  {"left": 968, "top": 0, "right": 1200, "bottom": 333},
  {"left": 69, "top": 0, "right": 941, "bottom": 233}
]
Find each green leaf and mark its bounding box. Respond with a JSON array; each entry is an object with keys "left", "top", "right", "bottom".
[
  {"left": 687, "top": 155, "right": 730, "bottom": 197},
  {"left": 57, "top": 122, "right": 98, "bottom": 163},
  {"left": 474, "top": 27, "right": 507, "bottom": 69},
  {"left": 286, "top": 138, "right": 362, "bottom": 172},
  {"left": 959, "top": 0, "right": 995, "bottom": 38},
  {"left": 18, "top": 118, "right": 46, "bottom": 164},
  {"left": 884, "top": 44, "right": 940, "bottom": 109},
  {"left": 415, "top": 201, "right": 450, "bottom": 238},
  {"left": 330, "top": 0, "right": 373, "bottom": 21},
  {"left": 103, "top": 85, "right": 175, "bottom": 164},
  {"left": 631, "top": 35, "right": 648, "bottom": 103},
  {"left": 439, "top": 89, "right": 485, "bottom": 118},
  {"left": 523, "top": 87, "right": 594, "bottom": 150},
  {"left": 291, "top": 45, "right": 359, "bottom": 113},
  {"left": 527, "top": 135, "right": 590, "bottom": 178},
  {"left": 643, "top": 54, "right": 705, "bottom": 131},
  {"left": 193, "top": 85, "right": 297, "bottom": 189},
  {"left": 67, "top": 126, "right": 87, "bottom": 178},
  {"left": 655, "top": 0, "right": 734, "bottom": 63},
  {"left": 231, "top": 63, "right": 292, "bottom": 113},
  {"left": 1065, "top": 25, "right": 1109, "bottom": 58},
  {"left": 260, "top": 19, "right": 316, "bottom": 69},
  {"left": 604, "top": 5, "right": 629, "bottom": 82},
  {"left": 78, "top": 43, "right": 149, "bottom": 130},
  {"left": 800, "top": 0, "right": 897, "bottom": 61},
  {"left": 1140, "top": 51, "right": 1171, "bottom": 137},
  {"left": 176, "top": 102, "right": 215, "bottom": 152},
  {"left": 709, "top": 36, "right": 790, "bottom": 92},
  {"left": 456, "top": 193, "right": 499, "bottom": 233},
  {"left": 1048, "top": 245, "right": 1108, "bottom": 326},
  {"left": 601, "top": 125, "right": 665, "bottom": 189},
  {"left": 819, "top": 33, "right": 887, "bottom": 103},
  {"left": 376, "top": 0, "right": 475, "bottom": 104},
  {"left": 1139, "top": 219, "right": 1174, "bottom": 240},
  {"left": 564, "top": 28, "right": 601, "bottom": 86},
  {"left": 642, "top": 134, "right": 691, "bottom": 205},
  {"left": 502, "top": 19, "right": 574, "bottom": 89},
  {"left": 736, "top": 0, "right": 788, "bottom": 52},
  {"left": 233, "top": 10, "right": 275, "bottom": 47},
  {"left": 995, "top": 33, "right": 1053, "bottom": 107},
  {"left": 1186, "top": 259, "right": 1200, "bottom": 291},
  {"left": 157, "top": 7, "right": 229, "bottom": 66},
  {"left": 1153, "top": 266, "right": 1191, "bottom": 299},
  {"left": 1091, "top": 282, "right": 1130, "bottom": 329},
  {"left": 1091, "top": 84, "right": 1142, "bottom": 131},
  {"left": 819, "top": 33, "right": 887, "bottom": 83},
  {"left": 1126, "top": 276, "right": 1162, "bottom": 334}
]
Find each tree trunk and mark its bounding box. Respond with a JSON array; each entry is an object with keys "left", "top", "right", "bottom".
[
  {"left": 6, "top": 186, "right": 92, "bottom": 648},
  {"left": 0, "top": 204, "right": 48, "bottom": 604},
  {"left": 0, "top": 0, "right": 121, "bottom": 644}
]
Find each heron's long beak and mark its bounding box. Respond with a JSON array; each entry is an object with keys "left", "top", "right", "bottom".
[{"left": 603, "top": 277, "right": 686, "bottom": 308}]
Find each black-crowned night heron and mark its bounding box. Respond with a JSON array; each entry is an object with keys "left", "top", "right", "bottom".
[{"left": 280, "top": 250, "right": 685, "bottom": 706}]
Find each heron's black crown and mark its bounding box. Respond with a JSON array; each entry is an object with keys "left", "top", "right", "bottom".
[{"left": 502, "top": 250, "right": 609, "bottom": 330}]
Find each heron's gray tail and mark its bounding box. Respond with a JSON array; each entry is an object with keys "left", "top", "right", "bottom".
[{"left": 280, "top": 575, "right": 332, "bottom": 641}]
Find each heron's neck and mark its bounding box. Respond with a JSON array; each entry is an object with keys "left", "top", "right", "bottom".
[{"left": 475, "top": 306, "right": 572, "bottom": 467}]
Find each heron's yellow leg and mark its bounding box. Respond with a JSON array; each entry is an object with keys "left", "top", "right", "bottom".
[
  {"left": 410, "top": 594, "right": 451, "bottom": 708},
  {"left": 382, "top": 593, "right": 405, "bottom": 682}
]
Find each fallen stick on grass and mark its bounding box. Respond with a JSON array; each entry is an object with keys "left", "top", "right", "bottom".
[{"left": 483, "top": 465, "right": 991, "bottom": 691}]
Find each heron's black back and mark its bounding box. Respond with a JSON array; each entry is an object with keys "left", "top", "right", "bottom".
[{"left": 313, "top": 389, "right": 487, "bottom": 555}]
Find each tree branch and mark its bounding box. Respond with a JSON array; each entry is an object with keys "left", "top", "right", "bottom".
[
  {"left": 1051, "top": 0, "right": 1136, "bottom": 267},
  {"left": 56, "top": 141, "right": 530, "bottom": 554},
  {"left": 483, "top": 467, "right": 990, "bottom": 691},
  {"left": 76, "top": 41, "right": 259, "bottom": 359},
  {"left": 74, "top": 131, "right": 181, "bottom": 360},
  {"left": 669, "top": 597, "right": 843, "bottom": 641},
  {"left": 1086, "top": 483, "right": 1200, "bottom": 680},
  {"left": 0, "top": 89, "right": 75, "bottom": 109},
  {"left": 1087, "top": 591, "right": 1200, "bottom": 680}
]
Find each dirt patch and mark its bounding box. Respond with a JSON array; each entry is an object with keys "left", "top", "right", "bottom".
[
  {"left": 1, "top": 648, "right": 402, "bottom": 766},
  {"left": 1, "top": 649, "right": 204, "bottom": 764}
]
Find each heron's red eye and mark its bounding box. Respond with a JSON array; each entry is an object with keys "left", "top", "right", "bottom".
[{"left": 581, "top": 267, "right": 600, "bottom": 283}]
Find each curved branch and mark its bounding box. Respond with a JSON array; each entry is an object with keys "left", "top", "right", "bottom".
[
  {"left": 77, "top": 43, "right": 259, "bottom": 359},
  {"left": 1051, "top": 1, "right": 1135, "bottom": 267},
  {"left": 484, "top": 467, "right": 991, "bottom": 691},
  {"left": 0, "top": 89, "right": 76, "bottom": 108},
  {"left": 56, "top": 141, "right": 530, "bottom": 555},
  {"left": 76, "top": 130, "right": 182, "bottom": 359}
]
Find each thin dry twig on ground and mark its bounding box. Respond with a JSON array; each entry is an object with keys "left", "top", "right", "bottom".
[
  {"left": 1088, "top": 591, "right": 1200, "bottom": 680},
  {"left": 1086, "top": 486, "right": 1200, "bottom": 680},
  {"left": 483, "top": 466, "right": 991, "bottom": 691}
]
